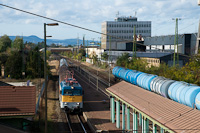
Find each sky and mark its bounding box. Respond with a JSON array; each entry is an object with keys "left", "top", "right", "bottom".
[{"left": 0, "top": 0, "right": 199, "bottom": 40}]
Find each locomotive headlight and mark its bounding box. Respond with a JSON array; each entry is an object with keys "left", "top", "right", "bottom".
[
  {"left": 71, "top": 86, "right": 74, "bottom": 89},
  {"left": 77, "top": 103, "right": 80, "bottom": 105},
  {"left": 64, "top": 102, "right": 67, "bottom": 105}
]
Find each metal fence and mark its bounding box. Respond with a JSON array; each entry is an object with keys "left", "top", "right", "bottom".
[{"left": 35, "top": 82, "right": 45, "bottom": 114}]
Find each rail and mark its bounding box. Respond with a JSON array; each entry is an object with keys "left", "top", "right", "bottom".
[
  {"left": 66, "top": 112, "right": 87, "bottom": 133},
  {"left": 73, "top": 65, "right": 111, "bottom": 98},
  {"left": 65, "top": 113, "right": 73, "bottom": 133},
  {"left": 77, "top": 115, "right": 87, "bottom": 133}
]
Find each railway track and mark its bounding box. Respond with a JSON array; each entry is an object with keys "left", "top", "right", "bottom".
[
  {"left": 65, "top": 112, "right": 90, "bottom": 133},
  {"left": 64, "top": 58, "right": 118, "bottom": 98},
  {"left": 66, "top": 57, "right": 117, "bottom": 85},
  {"left": 72, "top": 65, "right": 111, "bottom": 97}
]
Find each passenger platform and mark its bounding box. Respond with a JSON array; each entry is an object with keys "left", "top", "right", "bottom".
[
  {"left": 106, "top": 81, "right": 200, "bottom": 133},
  {"left": 82, "top": 82, "right": 123, "bottom": 132}
]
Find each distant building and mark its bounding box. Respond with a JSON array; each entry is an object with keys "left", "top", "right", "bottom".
[
  {"left": 40, "top": 47, "right": 73, "bottom": 53},
  {"left": 105, "top": 51, "right": 190, "bottom": 67},
  {"left": 114, "top": 41, "right": 146, "bottom": 51},
  {"left": 131, "top": 52, "right": 190, "bottom": 67},
  {"left": 84, "top": 46, "right": 104, "bottom": 59},
  {"left": 144, "top": 33, "right": 197, "bottom": 55},
  {"left": 101, "top": 16, "right": 151, "bottom": 50}
]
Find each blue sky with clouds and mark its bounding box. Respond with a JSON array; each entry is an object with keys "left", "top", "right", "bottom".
[{"left": 0, "top": 0, "right": 199, "bottom": 40}]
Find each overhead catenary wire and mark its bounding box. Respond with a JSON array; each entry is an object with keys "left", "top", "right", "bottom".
[
  {"left": 0, "top": 3, "right": 164, "bottom": 51},
  {"left": 178, "top": 20, "right": 199, "bottom": 32},
  {"left": 0, "top": 3, "right": 197, "bottom": 53},
  {"left": 2, "top": 3, "right": 200, "bottom": 132},
  {"left": 0, "top": 3, "right": 134, "bottom": 43}
]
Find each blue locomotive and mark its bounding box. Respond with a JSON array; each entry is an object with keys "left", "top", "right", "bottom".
[
  {"left": 112, "top": 66, "right": 200, "bottom": 110},
  {"left": 59, "top": 58, "right": 83, "bottom": 112}
]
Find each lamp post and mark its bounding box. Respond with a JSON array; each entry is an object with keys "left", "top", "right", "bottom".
[{"left": 44, "top": 23, "right": 58, "bottom": 133}]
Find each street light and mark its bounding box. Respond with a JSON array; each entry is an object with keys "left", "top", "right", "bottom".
[{"left": 44, "top": 22, "right": 58, "bottom": 133}]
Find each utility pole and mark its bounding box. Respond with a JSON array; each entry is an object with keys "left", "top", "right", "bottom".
[
  {"left": 109, "top": 36, "right": 111, "bottom": 87},
  {"left": 99, "top": 37, "right": 101, "bottom": 49},
  {"left": 99, "top": 37, "right": 102, "bottom": 61},
  {"left": 77, "top": 34, "right": 79, "bottom": 53},
  {"left": 83, "top": 35, "right": 85, "bottom": 47},
  {"left": 172, "top": 18, "right": 181, "bottom": 67},
  {"left": 91, "top": 38, "right": 95, "bottom": 44},
  {"left": 133, "top": 26, "right": 136, "bottom": 58},
  {"left": 44, "top": 23, "right": 47, "bottom": 133},
  {"left": 83, "top": 35, "right": 85, "bottom": 59},
  {"left": 195, "top": 21, "right": 200, "bottom": 54},
  {"left": 87, "top": 40, "right": 88, "bottom": 58},
  {"left": 97, "top": 70, "right": 99, "bottom": 91},
  {"left": 196, "top": 2, "right": 200, "bottom": 54}
]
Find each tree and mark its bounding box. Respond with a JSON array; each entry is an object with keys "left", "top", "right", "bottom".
[
  {"left": 24, "top": 41, "right": 36, "bottom": 50},
  {"left": 50, "top": 43, "right": 57, "bottom": 47},
  {"left": 0, "top": 53, "right": 8, "bottom": 66},
  {"left": 46, "top": 50, "right": 51, "bottom": 60},
  {"left": 92, "top": 55, "right": 98, "bottom": 65},
  {"left": 38, "top": 41, "right": 44, "bottom": 49},
  {"left": 0, "top": 35, "right": 12, "bottom": 52},
  {"left": 5, "top": 51, "right": 22, "bottom": 79},
  {"left": 13, "top": 36, "right": 23, "bottom": 50},
  {"left": 26, "top": 46, "right": 44, "bottom": 78},
  {"left": 116, "top": 53, "right": 130, "bottom": 67},
  {"left": 101, "top": 52, "right": 108, "bottom": 61},
  {"left": 77, "top": 53, "right": 82, "bottom": 60},
  {"left": 78, "top": 49, "right": 86, "bottom": 57},
  {"left": 67, "top": 44, "right": 73, "bottom": 47},
  {"left": 128, "top": 58, "right": 147, "bottom": 72}
]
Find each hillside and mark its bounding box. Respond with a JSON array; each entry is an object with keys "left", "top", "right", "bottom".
[{"left": 9, "top": 35, "right": 85, "bottom": 46}]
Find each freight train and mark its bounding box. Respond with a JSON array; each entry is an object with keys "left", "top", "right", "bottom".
[
  {"left": 112, "top": 66, "right": 200, "bottom": 110},
  {"left": 58, "top": 58, "right": 83, "bottom": 112}
]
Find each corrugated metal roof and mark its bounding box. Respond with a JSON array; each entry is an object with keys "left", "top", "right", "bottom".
[
  {"left": 130, "top": 52, "right": 172, "bottom": 58},
  {"left": 0, "top": 86, "right": 36, "bottom": 117},
  {"left": 106, "top": 81, "right": 200, "bottom": 133}
]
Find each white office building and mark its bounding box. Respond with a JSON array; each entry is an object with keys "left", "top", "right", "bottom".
[{"left": 101, "top": 16, "right": 151, "bottom": 50}]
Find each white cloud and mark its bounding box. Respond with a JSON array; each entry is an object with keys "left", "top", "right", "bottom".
[{"left": 0, "top": 0, "right": 199, "bottom": 39}]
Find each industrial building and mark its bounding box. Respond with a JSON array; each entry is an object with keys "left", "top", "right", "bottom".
[
  {"left": 105, "top": 51, "right": 189, "bottom": 67},
  {"left": 144, "top": 33, "right": 198, "bottom": 55},
  {"left": 101, "top": 15, "right": 151, "bottom": 50}
]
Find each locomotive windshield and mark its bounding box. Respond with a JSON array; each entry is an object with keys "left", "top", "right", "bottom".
[{"left": 63, "top": 89, "right": 82, "bottom": 96}]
